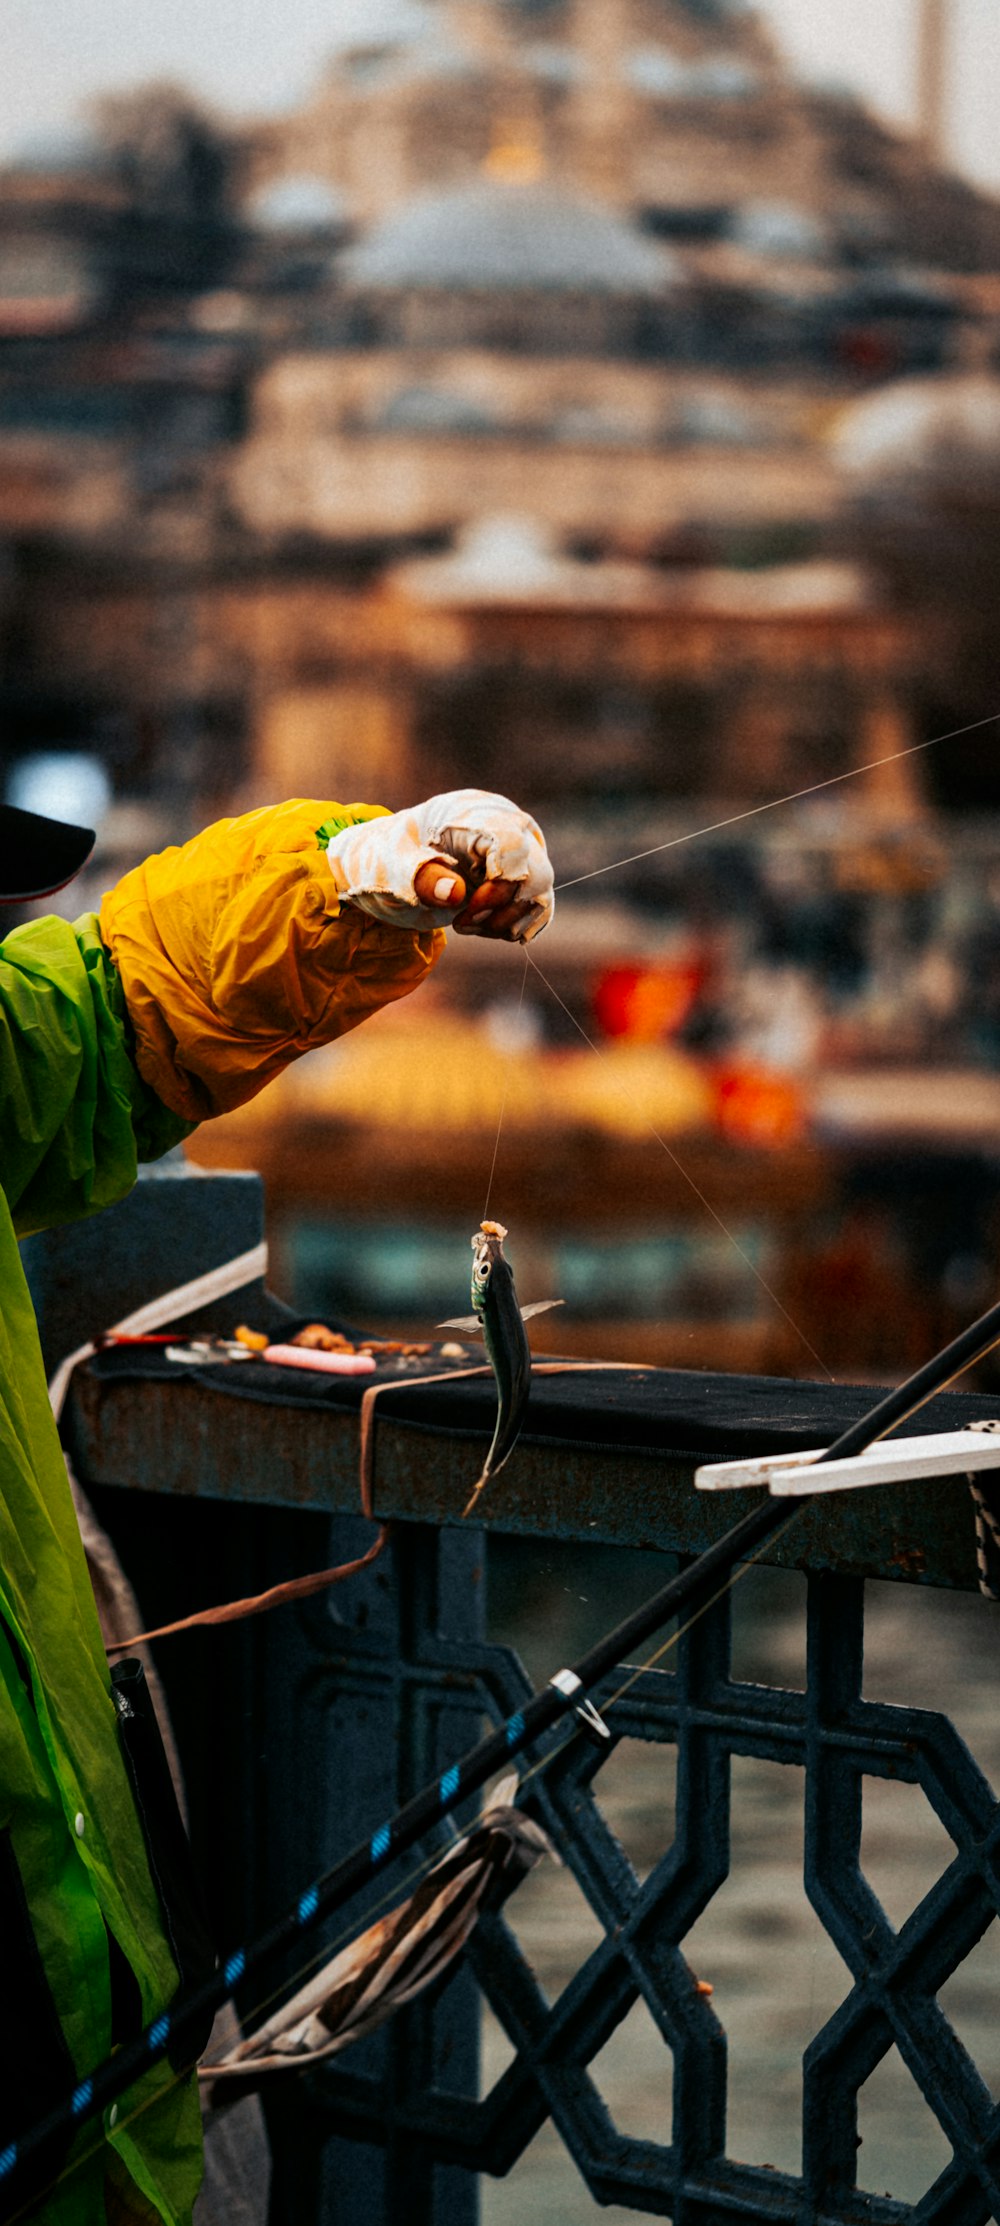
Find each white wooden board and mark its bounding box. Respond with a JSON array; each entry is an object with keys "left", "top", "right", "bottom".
[{"left": 695, "top": 1425, "right": 1000, "bottom": 1499}]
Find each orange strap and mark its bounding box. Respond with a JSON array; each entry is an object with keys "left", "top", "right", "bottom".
[{"left": 104, "top": 1360, "right": 637, "bottom": 1654}]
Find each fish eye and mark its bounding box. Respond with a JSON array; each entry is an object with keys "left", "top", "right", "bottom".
[{"left": 478, "top": 1259, "right": 491, "bottom": 1279}]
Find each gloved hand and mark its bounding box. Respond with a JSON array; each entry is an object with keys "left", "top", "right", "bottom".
[{"left": 323, "top": 789, "right": 554, "bottom": 942}]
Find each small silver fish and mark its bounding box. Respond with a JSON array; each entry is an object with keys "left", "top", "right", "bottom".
[{"left": 439, "top": 1221, "right": 562, "bottom": 1519}]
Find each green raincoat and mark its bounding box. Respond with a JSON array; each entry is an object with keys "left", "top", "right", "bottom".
[
  {"left": 1, "top": 802, "right": 442, "bottom": 2224},
  {"left": 1, "top": 802, "right": 441, "bottom": 2223},
  {"left": 0, "top": 912, "right": 200, "bottom": 2226}
]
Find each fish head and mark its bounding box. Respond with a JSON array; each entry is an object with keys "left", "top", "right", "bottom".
[{"left": 471, "top": 1219, "right": 508, "bottom": 1313}]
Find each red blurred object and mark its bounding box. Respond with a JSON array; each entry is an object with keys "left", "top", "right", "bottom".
[
  {"left": 836, "top": 326, "right": 898, "bottom": 377},
  {"left": 713, "top": 1064, "right": 807, "bottom": 1149},
  {"left": 592, "top": 959, "right": 702, "bottom": 1042}
]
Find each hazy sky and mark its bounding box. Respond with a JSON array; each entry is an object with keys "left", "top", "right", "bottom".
[{"left": 4, "top": 0, "right": 1000, "bottom": 190}]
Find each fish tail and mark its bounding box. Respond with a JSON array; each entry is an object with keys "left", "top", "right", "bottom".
[{"left": 462, "top": 1470, "right": 489, "bottom": 1521}]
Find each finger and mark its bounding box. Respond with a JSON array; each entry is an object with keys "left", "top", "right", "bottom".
[
  {"left": 451, "top": 878, "right": 518, "bottom": 929},
  {"left": 481, "top": 899, "right": 533, "bottom": 939},
  {"left": 414, "top": 859, "right": 467, "bottom": 909},
  {"left": 454, "top": 898, "right": 532, "bottom": 939},
  {"left": 469, "top": 878, "right": 518, "bottom": 911}
]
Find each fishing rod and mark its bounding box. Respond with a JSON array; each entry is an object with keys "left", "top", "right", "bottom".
[{"left": 8, "top": 1291, "right": 1000, "bottom": 2218}]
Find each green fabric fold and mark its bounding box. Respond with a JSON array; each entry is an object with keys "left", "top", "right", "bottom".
[
  {"left": 0, "top": 911, "right": 193, "bottom": 1238},
  {"left": 0, "top": 906, "right": 204, "bottom": 2218}
]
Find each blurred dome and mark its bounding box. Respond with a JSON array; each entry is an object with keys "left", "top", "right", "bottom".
[
  {"left": 393, "top": 514, "right": 663, "bottom": 605},
  {"left": 399, "top": 514, "right": 578, "bottom": 597},
  {"left": 330, "top": 0, "right": 436, "bottom": 55},
  {"left": 834, "top": 372, "right": 1000, "bottom": 487},
  {"left": 341, "top": 178, "right": 679, "bottom": 293},
  {"left": 246, "top": 174, "right": 349, "bottom": 231}
]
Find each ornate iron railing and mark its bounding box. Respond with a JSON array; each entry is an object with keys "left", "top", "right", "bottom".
[
  {"left": 220, "top": 1527, "right": 1000, "bottom": 2226},
  {"left": 26, "top": 1169, "right": 1000, "bottom": 2226}
]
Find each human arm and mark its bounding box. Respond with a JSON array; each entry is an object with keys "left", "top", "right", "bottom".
[
  {"left": 1, "top": 789, "right": 553, "bottom": 1228},
  {"left": 100, "top": 791, "right": 553, "bottom": 1126}
]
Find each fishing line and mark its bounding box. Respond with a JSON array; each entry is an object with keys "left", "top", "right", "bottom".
[
  {"left": 192, "top": 1525, "right": 802, "bottom": 2067},
  {"left": 476, "top": 712, "right": 990, "bottom": 1397},
  {"left": 523, "top": 947, "right": 834, "bottom": 1382},
  {"left": 229, "top": 1507, "right": 797, "bottom": 2026},
  {"left": 31, "top": 1249, "right": 1000, "bottom": 2207},
  {"left": 552, "top": 708, "right": 1000, "bottom": 893},
  {"left": 24, "top": 1493, "right": 807, "bottom": 2226},
  {"left": 25, "top": 721, "right": 1000, "bottom": 2212},
  {"left": 482, "top": 947, "right": 529, "bottom": 1222},
  {"left": 66, "top": 712, "right": 982, "bottom": 2188},
  {"left": 216, "top": 1520, "right": 805, "bottom": 2058},
  {"left": 512, "top": 1506, "right": 803, "bottom": 1804}
]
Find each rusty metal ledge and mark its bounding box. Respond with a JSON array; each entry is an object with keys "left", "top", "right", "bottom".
[{"left": 66, "top": 1370, "right": 983, "bottom": 1592}]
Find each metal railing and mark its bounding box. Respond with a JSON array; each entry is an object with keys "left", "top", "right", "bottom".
[{"left": 28, "top": 1170, "right": 1000, "bottom": 2226}]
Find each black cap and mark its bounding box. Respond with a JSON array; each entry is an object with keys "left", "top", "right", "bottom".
[{"left": 0, "top": 805, "right": 96, "bottom": 902}]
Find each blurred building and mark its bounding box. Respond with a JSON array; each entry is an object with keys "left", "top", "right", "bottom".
[
  {"left": 2, "top": 0, "right": 1000, "bottom": 827},
  {"left": 6, "top": 1, "right": 1000, "bottom": 1373},
  {"left": 248, "top": 0, "right": 1000, "bottom": 271}
]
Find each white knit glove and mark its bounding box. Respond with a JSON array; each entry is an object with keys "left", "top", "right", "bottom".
[{"left": 324, "top": 789, "right": 555, "bottom": 940}]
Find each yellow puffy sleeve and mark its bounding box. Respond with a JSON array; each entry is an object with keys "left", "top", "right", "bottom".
[{"left": 99, "top": 799, "right": 446, "bottom": 1124}]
